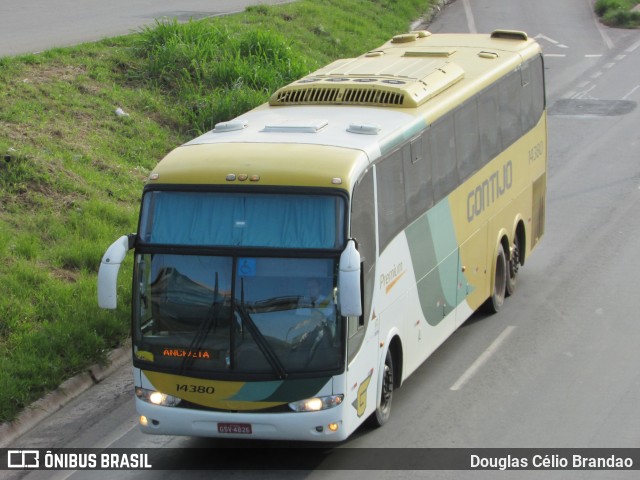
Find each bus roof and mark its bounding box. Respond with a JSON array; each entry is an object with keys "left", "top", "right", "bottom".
[{"left": 148, "top": 30, "right": 541, "bottom": 191}]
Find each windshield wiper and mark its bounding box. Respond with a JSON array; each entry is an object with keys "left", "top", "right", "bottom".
[
  {"left": 234, "top": 278, "right": 287, "bottom": 379},
  {"left": 180, "top": 272, "right": 222, "bottom": 375}
]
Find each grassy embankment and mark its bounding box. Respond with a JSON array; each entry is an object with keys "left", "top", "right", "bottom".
[
  {"left": 0, "top": 0, "right": 438, "bottom": 423},
  {"left": 595, "top": 0, "right": 640, "bottom": 27}
]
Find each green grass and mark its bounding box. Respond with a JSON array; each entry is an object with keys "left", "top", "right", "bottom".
[
  {"left": 0, "top": 0, "right": 438, "bottom": 423},
  {"left": 595, "top": 0, "right": 640, "bottom": 27}
]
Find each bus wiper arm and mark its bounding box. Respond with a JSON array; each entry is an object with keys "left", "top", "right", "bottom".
[
  {"left": 181, "top": 272, "right": 221, "bottom": 374},
  {"left": 234, "top": 302, "right": 287, "bottom": 380}
]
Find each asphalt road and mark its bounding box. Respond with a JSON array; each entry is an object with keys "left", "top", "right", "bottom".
[
  {"left": 0, "top": 0, "right": 293, "bottom": 57},
  {"left": 3, "top": 0, "right": 640, "bottom": 479}
]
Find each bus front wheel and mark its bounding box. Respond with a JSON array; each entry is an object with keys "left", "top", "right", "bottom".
[{"left": 369, "top": 349, "right": 394, "bottom": 427}]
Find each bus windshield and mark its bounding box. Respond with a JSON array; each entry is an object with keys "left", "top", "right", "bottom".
[
  {"left": 134, "top": 254, "right": 343, "bottom": 377},
  {"left": 138, "top": 191, "right": 345, "bottom": 249}
]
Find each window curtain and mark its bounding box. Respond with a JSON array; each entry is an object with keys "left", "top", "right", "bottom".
[{"left": 143, "top": 192, "right": 339, "bottom": 249}]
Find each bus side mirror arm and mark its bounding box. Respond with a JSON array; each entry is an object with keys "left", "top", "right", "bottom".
[
  {"left": 98, "top": 234, "right": 136, "bottom": 309},
  {"left": 338, "top": 239, "right": 362, "bottom": 317}
]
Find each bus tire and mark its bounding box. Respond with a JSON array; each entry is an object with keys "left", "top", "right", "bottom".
[
  {"left": 369, "top": 349, "right": 394, "bottom": 427},
  {"left": 483, "top": 242, "right": 507, "bottom": 314},
  {"left": 506, "top": 234, "right": 521, "bottom": 297}
]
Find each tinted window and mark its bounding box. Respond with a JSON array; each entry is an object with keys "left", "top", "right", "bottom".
[
  {"left": 429, "top": 116, "right": 458, "bottom": 203},
  {"left": 349, "top": 168, "right": 376, "bottom": 361},
  {"left": 376, "top": 148, "right": 407, "bottom": 250},
  {"left": 404, "top": 135, "right": 433, "bottom": 222},
  {"left": 478, "top": 82, "right": 501, "bottom": 164},
  {"left": 455, "top": 99, "right": 481, "bottom": 181},
  {"left": 351, "top": 168, "right": 376, "bottom": 271},
  {"left": 527, "top": 55, "right": 545, "bottom": 130},
  {"left": 499, "top": 70, "right": 523, "bottom": 149}
]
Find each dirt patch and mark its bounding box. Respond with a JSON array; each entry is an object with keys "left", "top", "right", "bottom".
[
  {"left": 20, "top": 64, "right": 88, "bottom": 86},
  {"left": 50, "top": 268, "right": 79, "bottom": 283}
]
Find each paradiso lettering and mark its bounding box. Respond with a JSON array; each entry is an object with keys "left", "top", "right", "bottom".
[{"left": 467, "top": 160, "right": 513, "bottom": 222}]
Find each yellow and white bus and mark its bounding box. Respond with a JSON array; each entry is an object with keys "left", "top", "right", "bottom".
[{"left": 98, "top": 29, "right": 546, "bottom": 441}]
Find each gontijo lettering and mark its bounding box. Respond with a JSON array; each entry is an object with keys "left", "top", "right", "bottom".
[{"left": 467, "top": 160, "right": 513, "bottom": 222}]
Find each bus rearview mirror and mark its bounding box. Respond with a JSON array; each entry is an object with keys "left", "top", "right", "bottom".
[
  {"left": 98, "top": 234, "right": 135, "bottom": 309},
  {"left": 338, "top": 239, "right": 362, "bottom": 317}
]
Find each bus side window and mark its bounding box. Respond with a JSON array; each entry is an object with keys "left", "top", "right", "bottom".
[
  {"left": 376, "top": 148, "right": 407, "bottom": 251},
  {"left": 430, "top": 115, "right": 458, "bottom": 203},
  {"left": 349, "top": 168, "right": 376, "bottom": 362},
  {"left": 478, "top": 82, "right": 501, "bottom": 165},
  {"left": 404, "top": 134, "right": 433, "bottom": 223},
  {"left": 520, "top": 60, "right": 534, "bottom": 132},
  {"left": 454, "top": 99, "right": 481, "bottom": 181},
  {"left": 524, "top": 55, "right": 545, "bottom": 131},
  {"left": 498, "top": 69, "right": 523, "bottom": 149},
  {"left": 532, "top": 55, "right": 546, "bottom": 116}
]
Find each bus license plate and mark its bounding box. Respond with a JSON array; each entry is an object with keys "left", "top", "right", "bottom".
[{"left": 218, "top": 423, "right": 252, "bottom": 434}]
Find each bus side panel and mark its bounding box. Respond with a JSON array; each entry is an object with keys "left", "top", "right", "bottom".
[
  {"left": 523, "top": 113, "right": 547, "bottom": 256},
  {"left": 457, "top": 227, "right": 490, "bottom": 316},
  {"left": 531, "top": 172, "right": 546, "bottom": 251},
  {"left": 450, "top": 115, "right": 547, "bottom": 305},
  {"left": 342, "top": 312, "right": 385, "bottom": 436},
  {"left": 374, "top": 233, "right": 415, "bottom": 382},
  {"left": 405, "top": 200, "right": 461, "bottom": 324},
  {"left": 404, "top": 200, "right": 461, "bottom": 375}
]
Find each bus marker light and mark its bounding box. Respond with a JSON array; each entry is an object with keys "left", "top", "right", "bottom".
[
  {"left": 238, "top": 174, "right": 248, "bottom": 181},
  {"left": 213, "top": 119, "right": 248, "bottom": 132},
  {"left": 140, "top": 416, "right": 148, "bottom": 427},
  {"left": 226, "top": 174, "right": 236, "bottom": 181},
  {"left": 347, "top": 123, "right": 381, "bottom": 135},
  {"left": 250, "top": 175, "right": 260, "bottom": 182},
  {"left": 328, "top": 423, "right": 339, "bottom": 432},
  {"left": 331, "top": 178, "right": 342, "bottom": 184}
]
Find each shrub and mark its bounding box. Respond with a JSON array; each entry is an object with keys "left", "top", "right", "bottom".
[
  {"left": 595, "top": 0, "right": 627, "bottom": 16},
  {"left": 595, "top": 0, "right": 640, "bottom": 27}
]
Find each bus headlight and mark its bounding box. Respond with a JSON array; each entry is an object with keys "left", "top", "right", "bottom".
[
  {"left": 288, "top": 395, "right": 343, "bottom": 412},
  {"left": 135, "top": 387, "right": 182, "bottom": 407}
]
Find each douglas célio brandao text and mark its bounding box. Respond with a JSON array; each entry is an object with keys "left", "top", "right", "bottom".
[{"left": 470, "top": 453, "right": 634, "bottom": 470}]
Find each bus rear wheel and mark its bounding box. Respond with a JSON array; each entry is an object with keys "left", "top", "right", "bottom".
[
  {"left": 369, "top": 349, "right": 394, "bottom": 427},
  {"left": 506, "top": 235, "right": 521, "bottom": 297},
  {"left": 483, "top": 243, "right": 507, "bottom": 314}
]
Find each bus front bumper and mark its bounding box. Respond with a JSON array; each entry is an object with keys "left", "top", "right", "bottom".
[{"left": 135, "top": 397, "right": 350, "bottom": 442}]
